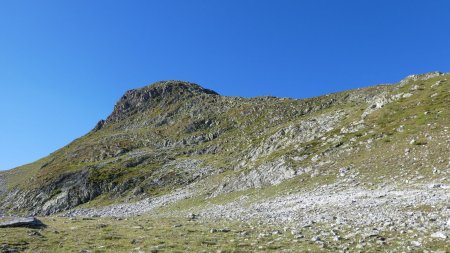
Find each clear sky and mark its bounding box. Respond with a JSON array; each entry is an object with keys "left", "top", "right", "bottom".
[{"left": 1, "top": 0, "right": 450, "bottom": 170}]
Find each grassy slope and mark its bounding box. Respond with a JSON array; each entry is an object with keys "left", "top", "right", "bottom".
[{"left": 1, "top": 215, "right": 448, "bottom": 253}]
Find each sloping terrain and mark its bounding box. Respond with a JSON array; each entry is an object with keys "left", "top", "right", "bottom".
[{"left": 0, "top": 72, "right": 449, "bottom": 252}]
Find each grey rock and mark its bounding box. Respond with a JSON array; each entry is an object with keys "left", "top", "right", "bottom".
[
  {"left": 410, "top": 241, "right": 421, "bottom": 247},
  {"left": 0, "top": 217, "right": 45, "bottom": 229},
  {"left": 130, "top": 239, "right": 141, "bottom": 244},
  {"left": 311, "top": 236, "right": 321, "bottom": 242},
  {"left": 294, "top": 234, "right": 305, "bottom": 239},
  {"left": 429, "top": 183, "right": 443, "bottom": 189},
  {"left": 272, "top": 230, "right": 282, "bottom": 235},
  {"left": 187, "top": 213, "right": 200, "bottom": 220},
  {"left": 333, "top": 236, "right": 342, "bottom": 241},
  {"left": 430, "top": 231, "right": 448, "bottom": 239}
]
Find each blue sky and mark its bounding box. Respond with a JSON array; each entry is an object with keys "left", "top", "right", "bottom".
[{"left": 1, "top": 0, "right": 450, "bottom": 170}]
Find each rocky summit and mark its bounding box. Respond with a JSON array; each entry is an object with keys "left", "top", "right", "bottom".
[{"left": 0, "top": 73, "right": 449, "bottom": 252}]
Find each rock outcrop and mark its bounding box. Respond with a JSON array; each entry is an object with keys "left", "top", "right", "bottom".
[
  {"left": 0, "top": 217, "right": 45, "bottom": 228},
  {"left": 103, "top": 81, "right": 219, "bottom": 125}
]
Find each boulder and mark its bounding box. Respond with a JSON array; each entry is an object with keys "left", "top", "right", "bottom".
[{"left": 0, "top": 217, "right": 45, "bottom": 229}]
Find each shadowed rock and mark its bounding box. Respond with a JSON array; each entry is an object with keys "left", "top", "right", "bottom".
[{"left": 0, "top": 217, "right": 46, "bottom": 229}]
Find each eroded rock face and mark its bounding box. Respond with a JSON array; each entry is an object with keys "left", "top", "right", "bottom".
[
  {"left": 1, "top": 158, "right": 217, "bottom": 216},
  {"left": 246, "top": 111, "right": 345, "bottom": 162},
  {"left": 1, "top": 170, "right": 105, "bottom": 215},
  {"left": 1, "top": 168, "right": 147, "bottom": 215},
  {"left": 212, "top": 158, "right": 298, "bottom": 196}
]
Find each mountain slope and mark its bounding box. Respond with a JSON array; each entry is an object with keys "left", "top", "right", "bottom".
[{"left": 0, "top": 73, "right": 449, "bottom": 218}]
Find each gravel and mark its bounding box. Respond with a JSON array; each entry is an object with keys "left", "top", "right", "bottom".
[
  {"left": 64, "top": 187, "right": 193, "bottom": 217},
  {"left": 199, "top": 184, "right": 450, "bottom": 230},
  {"left": 64, "top": 180, "right": 449, "bottom": 240}
]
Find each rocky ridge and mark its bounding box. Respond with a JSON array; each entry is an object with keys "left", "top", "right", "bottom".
[{"left": 0, "top": 72, "right": 449, "bottom": 251}]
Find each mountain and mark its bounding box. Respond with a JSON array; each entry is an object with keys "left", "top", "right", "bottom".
[
  {"left": 1, "top": 73, "right": 449, "bottom": 216},
  {"left": 1, "top": 73, "right": 449, "bottom": 251}
]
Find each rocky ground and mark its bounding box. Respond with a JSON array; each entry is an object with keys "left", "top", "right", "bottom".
[
  {"left": 200, "top": 183, "right": 450, "bottom": 227},
  {"left": 58, "top": 179, "right": 450, "bottom": 252},
  {"left": 64, "top": 187, "right": 194, "bottom": 218},
  {"left": 65, "top": 182, "right": 450, "bottom": 229},
  {"left": 1, "top": 182, "right": 449, "bottom": 252}
]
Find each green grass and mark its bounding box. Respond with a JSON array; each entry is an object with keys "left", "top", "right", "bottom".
[
  {"left": 0, "top": 216, "right": 323, "bottom": 253},
  {"left": 1, "top": 215, "right": 448, "bottom": 253}
]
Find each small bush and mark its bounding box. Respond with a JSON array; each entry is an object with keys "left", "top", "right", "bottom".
[{"left": 413, "top": 140, "right": 427, "bottom": 145}]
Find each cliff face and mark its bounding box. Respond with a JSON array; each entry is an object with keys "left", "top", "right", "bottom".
[{"left": 0, "top": 72, "right": 449, "bottom": 216}]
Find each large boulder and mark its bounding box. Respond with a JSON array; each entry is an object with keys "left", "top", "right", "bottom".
[{"left": 0, "top": 217, "right": 45, "bottom": 228}]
